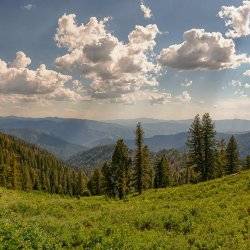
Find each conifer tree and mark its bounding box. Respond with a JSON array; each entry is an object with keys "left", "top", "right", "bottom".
[
  {"left": 134, "top": 122, "right": 144, "bottom": 194},
  {"left": 186, "top": 115, "right": 203, "bottom": 178},
  {"left": 142, "top": 145, "right": 154, "bottom": 189},
  {"left": 22, "top": 165, "right": 32, "bottom": 191},
  {"left": 154, "top": 156, "right": 170, "bottom": 188},
  {"left": 214, "top": 139, "right": 227, "bottom": 178},
  {"left": 0, "top": 164, "right": 8, "bottom": 187},
  {"left": 101, "top": 162, "right": 115, "bottom": 197},
  {"left": 226, "top": 136, "right": 239, "bottom": 174},
  {"left": 88, "top": 169, "right": 102, "bottom": 195},
  {"left": 77, "top": 171, "right": 87, "bottom": 196},
  {"left": 245, "top": 155, "right": 250, "bottom": 170},
  {"left": 201, "top": 113, "right": 216, "bottom": 180}
]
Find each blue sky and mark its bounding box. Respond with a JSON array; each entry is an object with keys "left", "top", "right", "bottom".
[{"left": 0, "top": 0, "right": 250, "bottom": 120}]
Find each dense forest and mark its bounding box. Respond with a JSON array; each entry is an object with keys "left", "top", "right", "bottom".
[
  {"left": 0, "top": 113, "right": 250, "bottom": 199},
  {"left": 0, "top": 133, "right": 88, "bottom": 196}
]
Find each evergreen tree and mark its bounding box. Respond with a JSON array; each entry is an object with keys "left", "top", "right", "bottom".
[
  {"left": 134, "top": 122, "right": 144, "bottom": 194},
  {"left": 226, "top": 136, "right": 239, "bottom": 174},
  {"left": 186, "top": 115, "right": 203, "bottom": 179},
  {"left": 214, "top": 139, "right": 227, "bottom": 178},
  {"left": 102, "top": 162, "right": 115, "bottom": 197},
  {"left": 154, "top": 156, "right": 170, "bottom": 188},
  {"left": 201, "top": 113, "right": 216, "bottom": 180},
  {"left": 0, "top": 164, "right": 8, "bottom": 187},
  {"left": 22, "top": 165, "right": 32, "bottom": 191},
  {"left": 142, "top": 146, "right": 154, "bottom": 189},
  {"left": 88, "top": 169, "right": 102, "bottom": 196},
  {"left": 245, "top": 155, "right": 250, "bottom": 170},
  {"left": 77, "top": 171, "right": 87, "bottom": 196}
]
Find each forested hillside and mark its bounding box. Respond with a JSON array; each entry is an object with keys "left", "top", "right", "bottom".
[
  {"left": 0, "top": 132, "right": 87, "bottom": 196},
  {"left": 1, "top": 128, "right": 87, "bottom": 160}
]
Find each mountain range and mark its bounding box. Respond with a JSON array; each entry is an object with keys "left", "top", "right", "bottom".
[{"left": 1, "top": 116, "right": 250, "bottom": 163}]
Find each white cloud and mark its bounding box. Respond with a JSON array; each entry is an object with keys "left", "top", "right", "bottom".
[
  {"left": 231, "top": 80, "right": 242, "bottom": 87},
  {"left": 218, "top": 1, "right": 250, "bottom": 38},
  {"left": 23, "top": 4, "right": 34, "bottom": 11},
  {"left": 0, "top": 51, "right": 81, "bottom": 102},
  {"left": 244, "top": 69, "right": 250, "bottom": 76},
  {"left": 158, "top": 29, "right": 249, "bottom": 70},
  {"left": 177, "top": 91, "right": 192, "bottom": 103},
  {"left": 112, "top": 89, "right": 171, "bottom": 105},
  {"left": 140, "top": 2, "right": 152, "bottom": 19},
  {"left": 55, "top": 14, "right": 161, "bottom": 102},
  {"left": 181, "top": 79, "right": 192, "bottom": 87}
]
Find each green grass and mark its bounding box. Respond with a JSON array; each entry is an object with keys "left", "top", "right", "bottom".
[{"left": 0, "top": 171, "right": 250, "bottom": 249}]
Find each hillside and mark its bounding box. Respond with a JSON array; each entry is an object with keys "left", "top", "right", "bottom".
[
  {"left": 0, "top": 132, "right": 87, "bottom": 196},
  {"left": 68, "top": 131, "right": 250, "bottom": 169},
  {"left": 67, "top": 144, "right": 115, "bottom": 171},
  {"left": 1, "top": 128, "right": 87, "bottom": 160},
  {"left": 0, "top": 170, "right": 249, "bottom": 249}
]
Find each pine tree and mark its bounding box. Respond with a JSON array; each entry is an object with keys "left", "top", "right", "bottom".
[
  {"left": 101, "top": 162, "right": 115, "bottom": 197},
  {"left": 88, "top": 169, "right": 102, "bottom": 196},
  {"left": 134, "top": 122, "right": 144, "bottom": 194},
  {"left": 77, "top": 171, "right": 87, "bottom": 196},
  {"left": 245, "top": 155, "right": 250, "bottom": 170},
  {"left": 22, "top": 165, "right": 32, "bottom": 191},
  {"left": 0, "top": 164, "right": 8, "bottom": 187},
  {"left": 154, "top": 156, "right": 170, "bottom": 188},
  {"left": 214, "top": 139, "right": 227, "bottom": 178},
  {"left": 186, "top": 115, "right": 203, "bottom": 179},
  {"left": 201, "top": 113, "right": 216, "bottom": 180},
  {"left": 226, "top": 136, "right": 239, "bottom": 174},
  {"left": 142, "top": 146, "right": 154, "bottom": 189}
]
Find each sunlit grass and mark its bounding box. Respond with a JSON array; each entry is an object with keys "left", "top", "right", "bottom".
[{"left": 0, "top": 171, "right": 249, "bottom": 249}]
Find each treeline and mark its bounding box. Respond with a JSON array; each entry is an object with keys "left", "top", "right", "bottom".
[
  {"left": 1, "top": 114, "right": 249, "bottom": 199},
  {"left": 0, "top": 132, "right": 88, "bottom": 196},
  {"left": 88, "top": 114, "right": 250, "bottom": 199}
]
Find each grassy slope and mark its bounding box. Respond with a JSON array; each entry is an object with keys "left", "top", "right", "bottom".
[{"left": 0, "top": 171, "right": 249, "bottom": 250}]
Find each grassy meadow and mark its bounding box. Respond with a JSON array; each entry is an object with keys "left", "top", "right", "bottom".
[{"left": 0, "top": 170, "right": 249, "bottom": 249}]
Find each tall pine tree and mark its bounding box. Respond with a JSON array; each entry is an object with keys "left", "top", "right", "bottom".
[
  {"left": 186, "top": 115, "right": 204, "bottom": 179},
  {"left": 226, "top": 136, "right": 239, "bottom": 174},
  {"left": 201, "top": 113, "right": 216, "bottom": 180},
  {"left": 154, "top": 156, "right": 170, "bottom": 188},
  {"left": 134, "top": 123, "right": 144, "bottom": 194}
]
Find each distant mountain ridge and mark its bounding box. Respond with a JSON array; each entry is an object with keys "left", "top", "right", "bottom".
[
  {"left": 1, "top": 117, "right": 250, "bottom": 162},
  {"left": 68, "top": 131, "right": 250, "bottom": 169}
]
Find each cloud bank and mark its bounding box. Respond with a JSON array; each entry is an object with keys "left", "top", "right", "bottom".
[
  {"left": 158, "top": 29, "right": 249, "bottom": 70},
  {"left": 55, "top": 14, "right": 162, "bottom": 103},
  {"left": 0, "top": 51, "right": 81, "bottom": 103}
]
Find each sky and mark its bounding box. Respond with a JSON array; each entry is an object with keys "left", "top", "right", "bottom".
[{"left": 1, "top": 0, "right": 250, "bottom": 120}]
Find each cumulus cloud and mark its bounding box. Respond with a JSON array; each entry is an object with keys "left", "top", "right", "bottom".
[
  {"left": 23, "top": 4, "right": 34, "bottom": 11},
  {"left": 244, "top": 69, "right": 250, "bottom": 76},
  {"left": 0, "top": 51, "right": 81, "bottom": 102},
  {"left": 218, "top": 1, "right": 250, "bottom": 38},
  {"left": 158, "top": 29, "right": 249, "bottom": 70},
  {"left": 229, "top": 80, "right": 249, "bottom": 97},
  {"left": 181, "top": 79, "right": 192, "bottom": 87},
  {"left": 140, "top": 2, "right": 152, "bottom": 19},
  {"left": 112, "top": 89, "right": 171, "bottom": 105},
  {"left": 54, "top": 14, "right": 161, "bottom": 102},
  {"left": 177, "top": 91, "right": 192, "bottom": 103}
]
